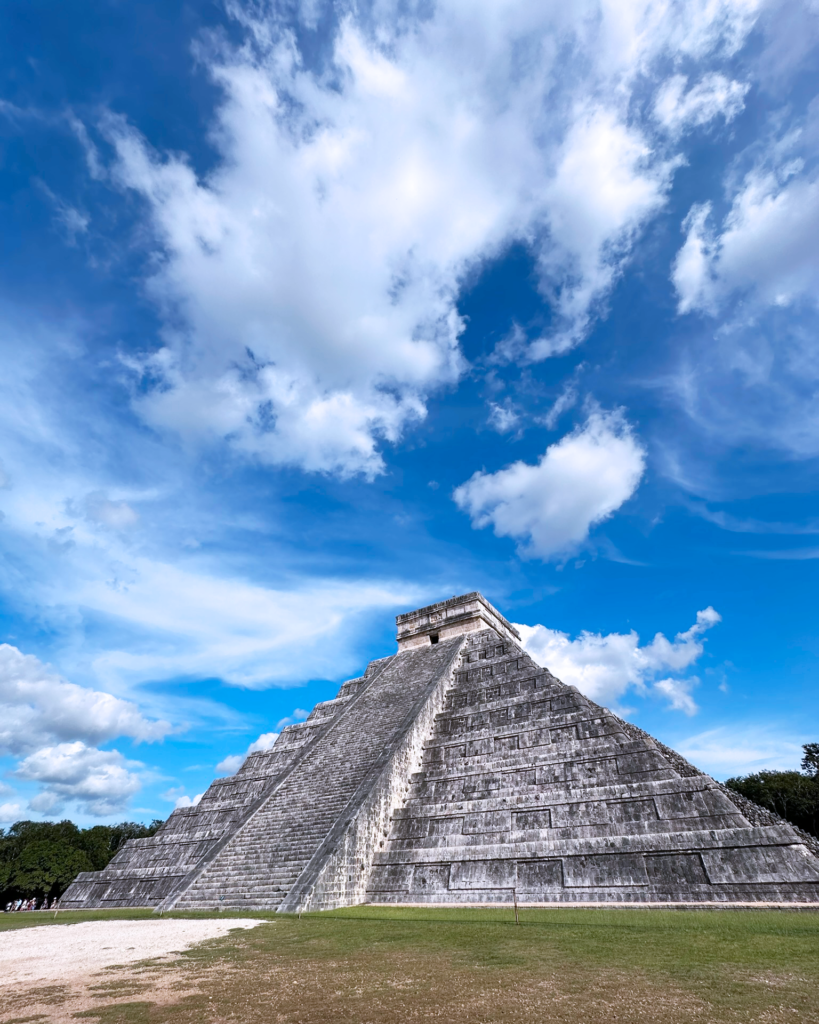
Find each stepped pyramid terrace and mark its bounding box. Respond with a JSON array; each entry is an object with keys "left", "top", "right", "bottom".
[{"left": 62, "top": 593, "right": 819, "bottom": 911}]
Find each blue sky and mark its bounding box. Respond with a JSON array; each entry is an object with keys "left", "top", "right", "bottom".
[{"left": 0, "top": 0, "right": 817, "bottom": 825}]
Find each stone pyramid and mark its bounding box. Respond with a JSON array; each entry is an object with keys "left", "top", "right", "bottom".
[{"left": 62, "top": 593, "right": 819, "bottom": 911}]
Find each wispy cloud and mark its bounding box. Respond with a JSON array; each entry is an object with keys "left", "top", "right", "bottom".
[
  {"left": 675, "top": 724, "right": 807, "bottom": 779},
  {"left": 688, "top": 502, "right": 819, "bottom": 535},
  {"left": 739, "top": 547, "right": 819, "bottom": 560}
]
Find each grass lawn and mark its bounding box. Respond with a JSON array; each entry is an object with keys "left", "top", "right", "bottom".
[{"left": 2, "top": 905, "right": 818, "bottom": 1022}]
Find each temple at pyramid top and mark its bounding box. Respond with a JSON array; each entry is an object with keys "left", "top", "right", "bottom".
[
  {"left": 396, "top": 592, "right": 521, "bottom": 650},
  {"left": 62, "top": 591, "right": 819, "bottom": 912}
]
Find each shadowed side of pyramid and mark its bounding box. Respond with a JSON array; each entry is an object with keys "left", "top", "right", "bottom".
[{"left": 62, "top": 593, "right": 819, "bottom": 910}]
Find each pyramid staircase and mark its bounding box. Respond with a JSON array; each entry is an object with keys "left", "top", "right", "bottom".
[{"left": 170, "top": 637, "right": 463, "bottom": 911}]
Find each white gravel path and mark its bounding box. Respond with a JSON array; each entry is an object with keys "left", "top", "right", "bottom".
[{"left": 0, "top": 917, "right": 269, "bottom": 986}]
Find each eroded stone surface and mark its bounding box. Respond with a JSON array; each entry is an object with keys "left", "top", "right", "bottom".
[{"left": 62, "top": 594, "right": 819, "bottom": 911}]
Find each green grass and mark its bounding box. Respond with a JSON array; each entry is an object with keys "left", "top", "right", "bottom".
[
  {"left": 317, "top": 904, "right": 819, "bottom": 972},
  {"left": 4, "top": 906, "right": 819, "bottom": 1022}
]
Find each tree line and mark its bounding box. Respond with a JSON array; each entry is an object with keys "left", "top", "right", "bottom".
[
  {"left": 1, "top": 818, "right": 162, "bottom": 908},
  {"left": 725, "top": 743, "right": 819, "bottom": 839}
]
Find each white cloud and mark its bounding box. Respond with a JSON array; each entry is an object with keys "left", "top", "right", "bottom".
[
  {"left": 660, "top": 87, "right": 819, "bottom": 465},
  {"left": 98, "top": 0, "right": 757, "bottom": 476},
  {"left": 68, "top": 113, "right": 105, "bottom": 180},
  {"left": 0, "top": 802, "right": 24, "bottom": 823},
  {"left": 173, "top": 792, "right": 203, "bottom": 809},
  {"left": 529, "top": 106, "right": 676, "bottom": 357},
  {"left": 75, "top": 566, "right": 423, "bottom": 688},
  {"left": 0, "top": 366, "right": 431, "bottom": 695},
  {"left": 741, "top": 546, "right": 819, "bottom": 560},
  {"left": 216, "top": 718, "right": 304, "bottom": 775},
  {"left": 161, "top": 785, "right": 202, "bottom": 808},
  {"left": 672, "top": 202, "right": 717, "bottom": 314},
  {"left": 74, "top": 491, "right": 140, "bottom": 529},
  {"left": 515, "top": 606, "right": 721, "bottom": 711},
  {"left": 0, "top": 644, "right": 169, "bottom": 819},
  {"left": 214, "top": 754, "right": 244, "bottom": 775},
  {"left": 35, "top": 180, "right": 89, "bottom": 245},
  {"left": 487, "top": 401, "right": 520, "bottom": 434},
  {"left": 653, "top": 677, "right": 699, "bottom": 716},
  {"left": 707, "top": 170, "right": 819, "bottom": 308},
  {"left": 688, "top": 502, "right": 819, "bottom": 535},
  {"left": 660, "top": 318, "right": 819, "bottom": 464},
  {"left": 453, "top": 409, "right": 645, "bottom": 560},
  {"left": 666, "top": 98, "right": 819, "bottom": 460},
  {"left": 537, "top": 381, "right": 579, "bottom": 430},
  {"left": 654, "top": 73, "right": 748, "bottom": 138},
  {"left": 0, "top": 643, "right": 171, "bottom": 757},
  {"left": 755, "top": 0, "right": 819, "bottom": 97},
  {"left": 674, "top": 102, "right": 819, "bottom": 316},
  {"left": 14, "top": 741, "right": 145, "bottom": 817},
  {"left": 0, "top": 339, "right": 429, "bottom": 694}
]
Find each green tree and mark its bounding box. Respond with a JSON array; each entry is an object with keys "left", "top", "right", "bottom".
[
  {"left": 801, "top": 743, "right": 819, "bottom": 778},
  {"left": 725, "top": 744, "right": 819, "bottom": 839},
  {"left": 9, "top": 841, "right": 94, "bottom": 902},
  {"left": 0, "top": 818, "right": 163, "bottom": 907}
]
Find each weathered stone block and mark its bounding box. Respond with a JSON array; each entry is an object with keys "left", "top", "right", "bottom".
[
  {"left": 430, "top": 816, "right": 464, "bottom": 836},
  {"left": 464, "top": 811, "right": 511, "bottom": 833},
  {"left": 551, "top": 801, "right": 611, "bottom": 827},
  {"left": 564, "top": 854, "right": 649, "bottom": 887},
  {"left": 392, "top": 818, "right": 429, "bottom": 839},
  {"left": 701, "top": 845, "right": 819, "bottom": 884},
  {"left": 513, "top": 808, "right": 552, "bottom": 830},
  {"left": 450, "top": 860, "right": 515, "bottom": 889},
  {"left": 412, "top": 863, "right": 451, "bottom": 892},
  {"left": 517, "top": 859, "right": 563, "bottom": 890},
  {"left": 611, "top": 799, "right": 658, "bottom": 823},
  {"left": 655, "top": 791, "right": 714, "bottom": 819},
  {"left": 645, "top": 853, "right": 708, "bottom": 885}
]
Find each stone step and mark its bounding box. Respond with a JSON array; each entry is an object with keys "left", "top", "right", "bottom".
[{"left": 385, "top": 814, "right": 748, "bottom": 848}]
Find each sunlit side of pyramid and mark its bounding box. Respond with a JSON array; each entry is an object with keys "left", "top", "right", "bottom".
[{"left": 62, "top": 593, "right": 819, "bottom": 911}]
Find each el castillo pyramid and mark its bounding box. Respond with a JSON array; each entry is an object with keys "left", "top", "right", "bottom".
[{"left": 62, "top": 593, "right": 819, "bottom": 911}]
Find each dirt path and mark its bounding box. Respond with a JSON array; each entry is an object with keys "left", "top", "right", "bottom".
[{"left": 0, "top": 917, "right": 268, "bottom": 985}]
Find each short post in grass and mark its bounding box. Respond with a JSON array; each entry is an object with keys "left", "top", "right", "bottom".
[{"left": 513, "top": 888, "right": 519, "bottom": 926}]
